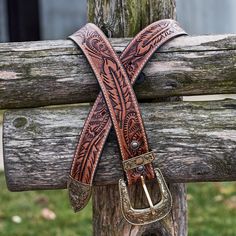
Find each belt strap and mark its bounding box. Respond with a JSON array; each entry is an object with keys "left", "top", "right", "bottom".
[{"left": 68, "top": 20, "right": 186, "bottom": 225}]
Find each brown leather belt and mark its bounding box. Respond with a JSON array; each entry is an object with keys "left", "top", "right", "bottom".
[{"left": 67, "top": 19, "right": 186, "bottom": 225}]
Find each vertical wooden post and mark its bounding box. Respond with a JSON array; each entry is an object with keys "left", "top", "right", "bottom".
[
  {"left": 88, "top": 1, "right": 187, "bottom": 235},
  {"left": 88, "top": 0, "right": 176, "bottom": 37}
]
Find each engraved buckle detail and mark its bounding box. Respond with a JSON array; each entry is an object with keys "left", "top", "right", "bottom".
[
  {"left": 123, "top": 152, "right": 155, "bottom": 171},
  {"left": 118, "top": 168, "right": 172, "bottom": 225},
  {"left": 67, "top": 176, "right": 92, "bottom": 212}
]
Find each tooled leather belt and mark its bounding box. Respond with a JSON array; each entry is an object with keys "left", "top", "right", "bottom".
[{"left": 67, "top": 19, "right": 187, "bottom": 225}]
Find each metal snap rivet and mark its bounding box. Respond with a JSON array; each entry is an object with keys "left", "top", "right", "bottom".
[
  {"left": 131, "top": 140, "right": 140, "bottom": 150},
  {"left": 137, "top": 165, "right": 144, "bottom": 172}
]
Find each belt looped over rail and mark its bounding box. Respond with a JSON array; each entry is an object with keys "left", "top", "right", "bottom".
[{"left": 67, "top": 19, "right": 187, "bottom": 225}]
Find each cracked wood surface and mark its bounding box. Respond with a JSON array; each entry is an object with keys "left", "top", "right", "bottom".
[
  {"left": 3, "top": 99, "right": 236, "bottom": 191},
  {"left": 0, "top": 34, "right": 235, "bottom": 109},
  {"left": 88, "top": 0, "right": 176, "bottom": 37},
  {"left": 88, "top": 2, "right": 186, "bottom": 235}
]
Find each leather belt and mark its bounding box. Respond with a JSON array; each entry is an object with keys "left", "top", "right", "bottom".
[{"left": 67, "top": 19, "right": 186, "bottom": 225}]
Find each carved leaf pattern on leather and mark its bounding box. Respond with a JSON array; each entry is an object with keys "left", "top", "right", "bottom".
[
  {"left": 121, "top": 20, "right": 182, "bottom": 81},
  {"left": 70, "top": 20, "right": 186, "bottom": 184},
  {"left": 71, "top": 26, "right": 112, "bottom": 182},
  {"left": 101, "top": 58, "right": 127, "bottom": 127},
  {"left": 82, "top": 25, "right": 155, "bottom": 182},
  {"left": 72, "top": 93, "right": 111, "bottom": 182}
]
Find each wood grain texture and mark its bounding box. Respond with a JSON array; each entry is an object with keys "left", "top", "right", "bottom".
[
  {"left": 3, "top": 99, "right": 236, "bottom": 191},
  {"left": 92, "top": 183, "right": 187, "bottom": 236},
  {"left": 88, "top": 0, "right": 176, "bottom": 37},
  {"left": 0, "top": 34, "right": 235, "bottom": 109},
  {"left": 88, "top": 2, "right": 186, "bottom": 235}
]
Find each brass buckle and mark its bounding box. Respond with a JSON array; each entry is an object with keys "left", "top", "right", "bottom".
[{"left": 118, "top": 168, "right": 172, "bottom": 225}]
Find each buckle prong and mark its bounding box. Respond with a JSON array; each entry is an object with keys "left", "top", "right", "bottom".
[
  {"left": 119, "top": 168, "right": 172, "bottom": 225},
  {"left": 140, "top": 175, "right": 155, "bottom": 215}
]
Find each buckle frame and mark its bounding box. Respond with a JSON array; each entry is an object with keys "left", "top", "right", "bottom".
[{"left": 118, "top": 168, "right": 172, "bottom": 225}]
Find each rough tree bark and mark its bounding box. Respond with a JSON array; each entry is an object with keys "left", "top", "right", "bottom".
[
  {"left": 88, "top": 0, "right": 176, "bottom": 37},
  {"left": 93, "top": 184, "right": 187, "bottom": 236},
  {"left": 88, "top": 0, "right": 187, "bottom": 235},
  {"left": 0, "top": 34, "right": 235, "bottom": 109},
  {"left": 4, "top": 99, "right": 236, "bottom": 190}
]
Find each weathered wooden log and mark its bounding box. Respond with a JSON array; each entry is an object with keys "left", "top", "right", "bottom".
[
  {"left": 0, "top": 34, "right": 235, "bottom": 109},
  {"left": 3, "top": 99, "right": 236, "bottom": 191}
]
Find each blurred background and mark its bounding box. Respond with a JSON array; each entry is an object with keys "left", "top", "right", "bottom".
[{"left": 0, "top": 0, "right": 236, "bottom": 235}]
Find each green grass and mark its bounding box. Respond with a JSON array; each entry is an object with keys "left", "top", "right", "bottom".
[
  {"left": 188, "top": 182, "right": 236, "bottom": 236},
  {"left": 0, "top": 172, "right": 236, "bottom": 236},
  {"left": 0, "top": 172, "right": 92, "bottom": 236}
]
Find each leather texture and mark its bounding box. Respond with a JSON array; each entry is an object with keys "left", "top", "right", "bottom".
[
  {"left": 70, "top": 23, "right": 155, "bottom": 184},
  {"left": 69, "top": 19, "right": 186, "bottom": 187}
]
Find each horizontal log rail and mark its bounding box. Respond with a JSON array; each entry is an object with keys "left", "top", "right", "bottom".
[
  {"left": 0, "top": 34, "right": 235, "bottom": 109},
  {"left": 3, "top": 99, "right": 236, "bottom": 191}
]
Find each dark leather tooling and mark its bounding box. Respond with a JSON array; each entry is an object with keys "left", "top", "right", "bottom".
[{"left": 67, "top": 19, "right": 187, "bottom": 225}]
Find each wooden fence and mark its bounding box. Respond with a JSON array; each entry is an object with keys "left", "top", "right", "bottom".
[{"left": 1, "top": 0, "right": 236, "bottom": 235}]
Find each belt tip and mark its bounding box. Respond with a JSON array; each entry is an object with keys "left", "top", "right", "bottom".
[{"left": 67, "top": 176, "right": 92, "bottom": 212}]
